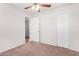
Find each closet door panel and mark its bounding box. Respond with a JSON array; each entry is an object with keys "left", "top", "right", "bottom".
[
  {"left": 57, "top": 14, "right": 70, "bottom": 48},
  {"left": 40, "top": 13, "right": 57, "bottom": 45}
]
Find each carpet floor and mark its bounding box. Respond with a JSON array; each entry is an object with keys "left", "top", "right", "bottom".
[{"left": 0, "top": 41, "right": 79, "bottom": 56}]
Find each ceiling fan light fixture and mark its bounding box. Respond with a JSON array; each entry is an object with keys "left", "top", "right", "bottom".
[
  {"left": 31, "top": 5, "right": 35, "bottom": 10},
  {"left": 35, "top": 5, "right": 40, "bottom": 12},
  {"left": 32, "top": 4, "right": 40, "bottom": 12},
  {"left": 24, "top": 3, "right": 51, "bottom": 12}
]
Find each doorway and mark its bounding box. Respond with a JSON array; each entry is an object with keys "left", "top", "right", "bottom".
[{"left": 25, "top": 17, "right": 29, "bottom": 42}]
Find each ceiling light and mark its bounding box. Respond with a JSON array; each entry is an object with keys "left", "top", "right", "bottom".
[{"left": 32, "top": 4, "right": 40, "bottom": 12}]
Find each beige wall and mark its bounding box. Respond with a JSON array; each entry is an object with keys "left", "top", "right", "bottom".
[
  {"left": 69, "top": 13, "right": 79, "bottom": 51},
  {"left": 0, "top": 3, "right": 25, "bottom": 52}
]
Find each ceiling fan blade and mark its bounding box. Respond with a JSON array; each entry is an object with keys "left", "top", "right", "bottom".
[
  {"left": 24, "top": 3, "right": 37, "bottom": 9},
  {"left": 24, "top": 6, "right": 32, "bottom": 9},
  {"left": 40, "top": 4, "right": 51, "bottom": 7}
]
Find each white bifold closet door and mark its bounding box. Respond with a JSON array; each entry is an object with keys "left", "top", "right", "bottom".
[
  {"left": 57, "top": 14, "right": 70, "bottom": 48},
  {"left": 29, "top": 13, "right": 70, "bottom": 48},
  {"left": 29, "top": 16, "right": 40, "bottom": 42}
]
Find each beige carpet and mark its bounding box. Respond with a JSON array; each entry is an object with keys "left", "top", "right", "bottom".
[{"left": 0, "top": 41, "right": 79, "bottom": 56}]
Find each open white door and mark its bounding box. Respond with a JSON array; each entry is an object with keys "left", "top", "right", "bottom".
[{"left": 29, "top": 16, "right": 40, "bottom": 42}]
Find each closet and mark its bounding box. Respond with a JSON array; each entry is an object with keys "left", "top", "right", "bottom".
[{"left": 29, "top": 12, "right": 70, "bottom": 47}]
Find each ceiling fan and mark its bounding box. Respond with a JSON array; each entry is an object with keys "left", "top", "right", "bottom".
[{"left": 24, "top": 3, "right": 51, "bottom": 12}]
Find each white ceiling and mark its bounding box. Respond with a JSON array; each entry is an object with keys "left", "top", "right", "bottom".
[
  {"left": 12, "top": 3, "right": 32, "bottom": 10},
  {"left": 11, "top": 3, "right": 72, "bottom": 16},
  {"left": 11, "top": 3, "right": 68, "bottom": 11}
]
